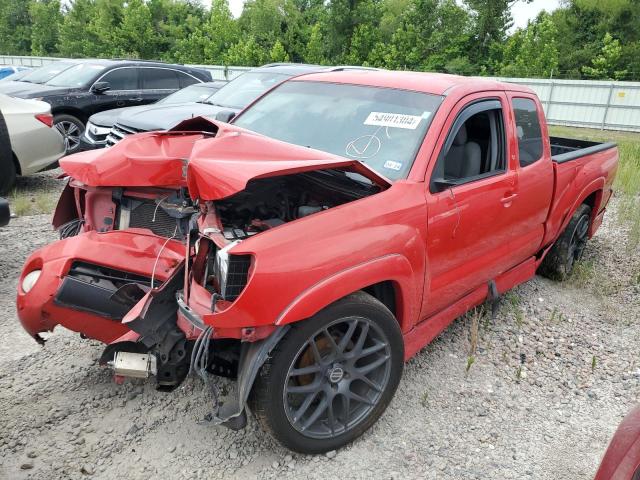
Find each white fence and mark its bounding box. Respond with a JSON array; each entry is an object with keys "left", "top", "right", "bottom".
[{"left": 3, "top": 55, "right": 640, "bottom": 132}]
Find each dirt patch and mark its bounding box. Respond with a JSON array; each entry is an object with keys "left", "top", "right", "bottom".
[{"left": 0, "top": 199, "right": 638, "bottom": 480}]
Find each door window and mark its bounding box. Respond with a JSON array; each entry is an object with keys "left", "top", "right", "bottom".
[
  {"left": 431, "top": 100, "right": 506, "bottom": 191},
  {"left": 100, "top": 68, "right": 138, "bottom": 90},
  {"left": 513, "top": 98, "right": 543, "bottom": 167},
  {"left": 177, "top": 71, "right": 200, "bottom": 88},
  {"left": 141, "top": 68, "right": 180, "bottom": 90}
]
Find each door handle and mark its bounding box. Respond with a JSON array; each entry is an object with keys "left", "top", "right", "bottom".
[
  {"left": 129, "top": 97, "right": 143, "bottom": 102},
  {"left": 501, "top": 193, "right": 518, "bottom": 206}
]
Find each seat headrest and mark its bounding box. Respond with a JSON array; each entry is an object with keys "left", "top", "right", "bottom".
[{"left": 453, "top": 124, "right": 467, "bottom": 146}]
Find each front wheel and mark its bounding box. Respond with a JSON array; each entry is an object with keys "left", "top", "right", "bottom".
[
  {"left": 539, "top": 204, "right": 592, "bottom": 281},
  {"left": 54, "top": 114, "right": 85, "bottom": 155},
  {"left": 249, "top": 292, "right": 404, "bottom": 453}
]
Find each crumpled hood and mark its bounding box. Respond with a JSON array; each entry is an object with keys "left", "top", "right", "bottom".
[{"left": 60, "top": 117, "right": 391, "bottom": 197}]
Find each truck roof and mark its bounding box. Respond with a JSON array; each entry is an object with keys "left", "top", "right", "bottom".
[{"left": 292, "top": 70, "right": 535, "bottom": 97}]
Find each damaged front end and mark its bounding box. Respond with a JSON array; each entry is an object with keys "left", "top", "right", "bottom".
[{"left": 17, "top": 117, "right": 389, "bottom": 424}]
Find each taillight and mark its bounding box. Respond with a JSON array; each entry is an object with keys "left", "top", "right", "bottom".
[{"left": 35, "top": 113, "right": 53, "bottom": 128}]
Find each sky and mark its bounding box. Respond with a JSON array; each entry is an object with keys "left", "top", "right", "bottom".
[{"left": 211, "top": 0, "right": 563, "bottom": 26}]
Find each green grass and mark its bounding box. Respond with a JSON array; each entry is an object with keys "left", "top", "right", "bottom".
[
  {"left": 9, "top": 187, "right": 59, "bottom": 217},
  {"left": 549, "top": 125, "right": 640, "bottom": 249}
]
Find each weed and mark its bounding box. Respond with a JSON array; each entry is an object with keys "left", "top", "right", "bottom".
[
  {"left": 420, "top": 391, "right": 429, "bottom": 408},
  {"left": 466, "top": 356, "right": 475, "bottom": 374},
  {"left": 592, "top": 355, "right": 597, "bottom": 372},
  {"left": 515, "top": 365, "right": 523, "bottom": 381}
]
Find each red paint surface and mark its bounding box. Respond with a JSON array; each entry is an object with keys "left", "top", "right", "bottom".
[
  {"left": 594, "top": 406, "right": 640, "bottom": 480},
  {"left": 18, "top": 72, "right": 618, "bottom": 361}
]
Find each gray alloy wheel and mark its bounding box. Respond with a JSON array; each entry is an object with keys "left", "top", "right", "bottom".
[
  {"left": 539, "top": 204, "right": 592, "bottom": 281},
  {"left": 54, "top": 114, "right": 84, "bottom": 154},
  {"left": 566, "top": 212, "right": 590, "bottom": 272},
  {"left": 249, "top": 292, "right": 404, "bottom": 453},
  {"left": 282, "top": 316, "right": 392, "bottom": 439}
]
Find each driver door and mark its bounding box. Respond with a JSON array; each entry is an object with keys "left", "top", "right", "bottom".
[{"left": 421, "top": 93, "right": 519, "bottom": 318}]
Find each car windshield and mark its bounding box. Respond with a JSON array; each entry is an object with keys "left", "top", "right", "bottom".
[
  {"left": 19, "top": 62, "right": 76, "bottom": 84},
  {"left": 45, "top": 63, "right": 107, "bottom": 88},
  {"left": 158, "top": 84, "right": 220, "bottom": 105},
  {"left": 233, "top": 81, "right": 443, "bottom": 180},
  {"left": 203, "top": 72, "right": 289, "bottom": 109}
]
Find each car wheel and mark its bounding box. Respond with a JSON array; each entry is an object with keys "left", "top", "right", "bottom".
[
  {"left": 539, "top": 204, "right": 592, "bottom": 281},
  {"left": 54, "top": 114, "right": 85, "bottom": 155},
  {"left": 249, "top": 291, "right": 403, "bottom": 453},
  {"left": 0, "top": 109, "right": 16, "bottom": 195}
]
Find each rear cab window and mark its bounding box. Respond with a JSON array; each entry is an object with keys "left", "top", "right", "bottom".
[{"left": 512, "top": 98, "right": 543, "bottom": 167}]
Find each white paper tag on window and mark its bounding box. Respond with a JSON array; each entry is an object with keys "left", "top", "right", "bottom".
[
  {"left": 383, "top": 160, "right": 402, "bottom": 171},
  {"left": 364, "top": 112, "right": 422, "bottom": 130}
]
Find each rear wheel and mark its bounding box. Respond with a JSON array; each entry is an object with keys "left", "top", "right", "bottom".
[
  {"left": 0, "top": 109, "right": 16, "bottom": 195},
  {"left": 249, "top": 292, "right": 404, "bottom": 453},
  {"left": 539, "top": 204, "right": 592, "bottom": 281},
  {"left": 54, "top": 114, "right": 84, "bottom": 154}
]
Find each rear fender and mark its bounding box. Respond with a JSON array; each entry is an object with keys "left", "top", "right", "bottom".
[{"left": 275, "top": 254, "right": 417, "bottom": 333}]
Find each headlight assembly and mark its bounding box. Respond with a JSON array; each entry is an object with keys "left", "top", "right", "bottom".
[{"left": 22, "top": 270, "right": 42, "bottom": 293}]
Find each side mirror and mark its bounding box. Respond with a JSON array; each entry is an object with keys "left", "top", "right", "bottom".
[
  {"left": 215, "top": 110, "right": 236, "bottom": 123},
  {"left": 431, "top": 178, "right": 458, "bottom": 193},
  {"left": 0, "top": 197, "right": 10, "bottom": 227},
  {"left": 91, "top": 81, "right": 111, "bottom": 94}
]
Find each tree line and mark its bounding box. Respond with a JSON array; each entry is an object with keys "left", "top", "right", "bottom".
[{"left": 0, "top": 0, "right": 639, "bottom": 81}]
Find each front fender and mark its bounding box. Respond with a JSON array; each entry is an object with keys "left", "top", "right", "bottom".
[{"left": 275, "top": 254, "right": 419, "bottom": 333}]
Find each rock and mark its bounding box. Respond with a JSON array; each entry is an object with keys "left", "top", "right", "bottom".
[
  {"left": 326, "top": 450, "right": 337, "bottom": 459},
  {"left": 20, "top": 462, "right": 34, "bottom": 470}
]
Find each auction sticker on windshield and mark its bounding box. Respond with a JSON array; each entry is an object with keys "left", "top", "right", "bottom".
[{"left": 364, "top": 112, "right": 423, "bottom": 130}]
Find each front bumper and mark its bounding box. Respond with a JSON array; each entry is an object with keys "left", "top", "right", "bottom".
[{"left": 16, "top": 230, "right": 184, "bottom": 344}]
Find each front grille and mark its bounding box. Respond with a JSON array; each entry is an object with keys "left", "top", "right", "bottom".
[
  {"left": 127, "top": 199, "right": 178, "bottom": 237},
  {"left": 224, "top": 255, "right": 252, "bottom": 301},
  {"left": 106, "top": 123, "right": 146, "bottom": 147}
]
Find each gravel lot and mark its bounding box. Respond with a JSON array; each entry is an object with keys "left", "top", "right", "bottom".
[{"left": 1, "top": 173, "right": 638, "bottom": 479}]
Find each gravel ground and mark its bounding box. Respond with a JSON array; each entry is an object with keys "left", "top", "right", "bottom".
[{"left": 0, "top": 187, "right": 638, "bottom": 480}]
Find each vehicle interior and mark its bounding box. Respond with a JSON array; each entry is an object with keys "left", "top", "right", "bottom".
[{"left": 432, "top": 106, "right": 505, "bottom": 190}]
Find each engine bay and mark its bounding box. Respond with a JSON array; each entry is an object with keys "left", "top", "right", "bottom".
[{"left": 214, "top": 169, "right": 381, "bottom": 240}]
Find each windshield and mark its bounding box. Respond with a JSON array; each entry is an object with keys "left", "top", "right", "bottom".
[
  {"left": 45, "top": 63, "right": 106, "bottom": 88},
  {"left": 20, "top": 62, "right": 76, "bottom": 84},
  {"left": 204, "top": 72, "right": 289, "bottom": 109},
  {"left": 158, "top": 84, "right": 220, "bottom": 105},
  {"left": 233, "top": 81, "right": 443, "bottom": 180}
]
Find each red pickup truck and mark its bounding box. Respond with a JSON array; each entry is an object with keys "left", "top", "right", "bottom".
[{"left": 16, "top": 71, "right": 618, "bottom": 453}]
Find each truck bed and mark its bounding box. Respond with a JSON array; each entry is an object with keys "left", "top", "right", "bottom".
[{"left": 550, "top": 136, "right": 617, "bottom": 163}]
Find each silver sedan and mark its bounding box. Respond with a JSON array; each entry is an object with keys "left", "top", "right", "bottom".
[{"left": 0, "top": 94, "right": 65, "bottom": 193}]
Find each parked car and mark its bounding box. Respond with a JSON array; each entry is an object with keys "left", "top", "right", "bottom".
[
  {"left": 0, "top": 197, "right": 9, "bottom": 226},
  {"left": 81, "top": 80, "right": 227, "bottom": 149},
  {"left": 0, "top": 69, "right": 31, "bottom": 82},
  {"left": 0, "top": 60, "right": 79, "bottom": 95},
  {"left": 0, "top": 94, "right": 64, "bottom": 194},
  {"left": 0, "top": 66, "right": 30, "bottom": 80},
  {"left": 98, "top": 63, "right": 371, "bottom": 147},
  {"left": 16, "top": 71, "right": 618, "bottom": 453},
  {"left": 594, "top": 406, "right": 640, "bottom": 480},
  {"left": 11, "top": 60, "right": 212, "bottom": 154}
]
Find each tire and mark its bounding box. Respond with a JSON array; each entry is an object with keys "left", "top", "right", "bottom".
[
  {"left": 539, "top": 204, "right": 592, "bottom": 281},
  {"left": 248, "top": 291, "right": 404, "bottom": 453},
  {"left": 54, "top": 114, "right": 85, "bottom": 155},
  {"left": 0, "top": 109, "right": 16, "bottom": 195}
]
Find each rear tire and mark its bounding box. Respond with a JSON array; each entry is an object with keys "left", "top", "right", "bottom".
[
  {"left": 248, "top": 291, "right": 404, "bottom": 454},
  {"left": 54, "top": 114, "right": 85, "bottom": 155},
  {"left": 539, "top": 204, "right": 592, "bottom": 281},
  {"left": 0, "top": 109, "right": 16, "bottom": 195}
]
